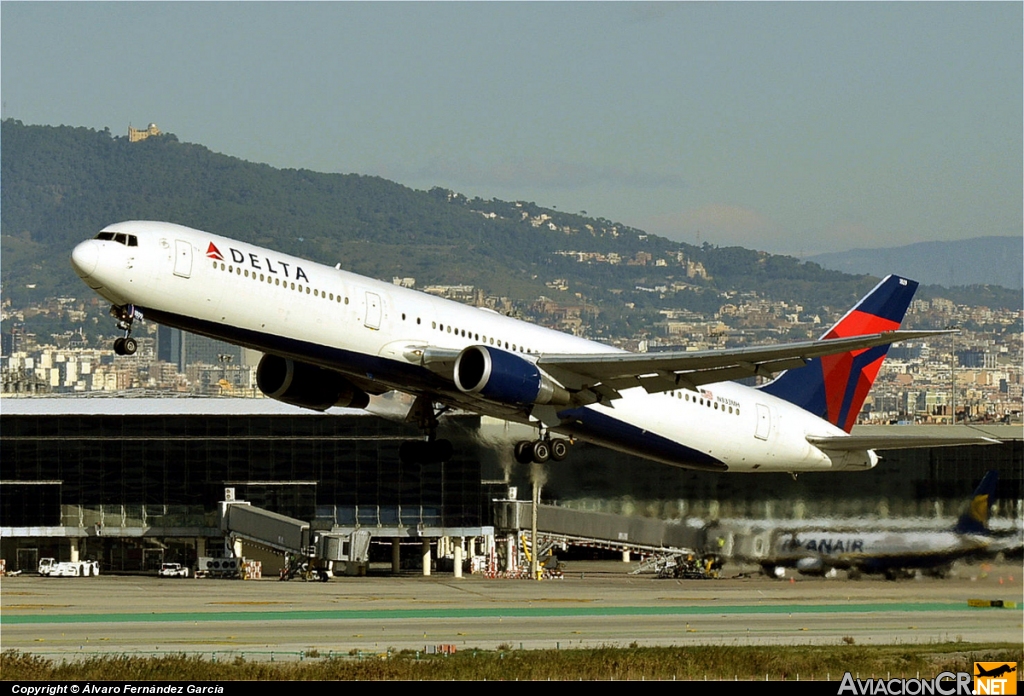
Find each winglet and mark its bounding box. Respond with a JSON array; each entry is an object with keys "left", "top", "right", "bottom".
[
  {"left": 759, "top": 275, "right": 918, "bottom": 432},
  {"left": 954, "top": 470, "right": 998, "bottom": 535}
]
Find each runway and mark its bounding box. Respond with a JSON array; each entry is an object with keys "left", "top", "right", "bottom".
[{"left": 2, "top": 562, "right": 1020, "bottom": 660}]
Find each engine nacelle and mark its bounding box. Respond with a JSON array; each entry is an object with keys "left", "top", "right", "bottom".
[
  {"left": 453, "top": 345, "right": 569, "bottom": 406},
  {"left": 795, "top": 557, "right": 827, "bottom": 575},
  {"left": 256, "top": 354, "right": 369, "bottom": 412}
]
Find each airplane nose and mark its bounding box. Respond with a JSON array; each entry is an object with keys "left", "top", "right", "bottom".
[{"left": 71, "top": 240, "right": 99, "bottom": 278}]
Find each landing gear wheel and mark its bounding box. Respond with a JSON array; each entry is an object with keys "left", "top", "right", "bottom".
[
  {"left": 113, "top": 337, "right": 126, "bottom": 355},
  {"left": 531, "top": 440, "right": 551, "bottom": 464},
  {"left": 122, "top": 337, "right": 138, "bottom": 355},
  {"left": 550, "top": 438, "right": 569, "bottom": 461},
  {"left": 514, "top": 440, "right": 534, "bottom": 464}
]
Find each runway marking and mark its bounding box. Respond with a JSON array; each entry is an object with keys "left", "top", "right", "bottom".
[{"left": 1, "top": 602, "right": 977, "bottom": 625}]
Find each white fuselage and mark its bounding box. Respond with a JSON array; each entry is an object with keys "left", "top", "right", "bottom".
[{"left": 71, "top": 221, "right": 874, "bottom": 473}]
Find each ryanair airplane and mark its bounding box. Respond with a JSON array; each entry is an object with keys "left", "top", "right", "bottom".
[
  {"left": 71, "top": 221, "right": 995, "bottom": 472},
  {"left": 757, "top": 471, "right": 1006, "bottom": 578}
]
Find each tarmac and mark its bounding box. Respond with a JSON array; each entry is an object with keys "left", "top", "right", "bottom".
[{"left": 2, "top": 561, "right": 1021, "bottom": 661}]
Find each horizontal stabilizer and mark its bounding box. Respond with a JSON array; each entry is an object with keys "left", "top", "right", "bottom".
[{"left": 807, "top": 434, "right": 1000, "bottom": 451}]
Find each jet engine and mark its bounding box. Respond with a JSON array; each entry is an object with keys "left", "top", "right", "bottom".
[
  {"left": 256, "top": 354, "right": 369, "bottom": 412},
  {"left": 453, "top": 345, "right": 569, "bottom": 406},
  {"left": 794, "top": 557, "right": 827, "bottom": 575}
]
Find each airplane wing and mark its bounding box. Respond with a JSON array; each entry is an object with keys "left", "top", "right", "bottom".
[{"left": 534, "top": 330, "right": 951, "bottom": 403}]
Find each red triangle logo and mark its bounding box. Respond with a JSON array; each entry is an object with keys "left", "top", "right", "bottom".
[{"left": 206, "top": 242, "right": 223, "bottom": 260}]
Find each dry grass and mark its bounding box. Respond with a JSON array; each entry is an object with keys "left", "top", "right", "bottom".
[{"left": 3, "top": 644, "right": 1021, "bottom": 681}]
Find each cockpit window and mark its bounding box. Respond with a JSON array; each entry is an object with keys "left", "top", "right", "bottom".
[{"left": 94, "top": 231, "right": 138, "bottom": 246}]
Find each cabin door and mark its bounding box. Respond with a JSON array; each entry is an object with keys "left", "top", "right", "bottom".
[
  {"left": 754, "top": 403, "right": 771, "bottom": 441},
  {"left": 173, "top": 240, "right": 193, "bottom": 278},
  {"left": 364, "top": 292, "right": 382, "bottom": 330}
]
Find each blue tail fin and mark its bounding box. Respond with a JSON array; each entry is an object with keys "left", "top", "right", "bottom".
[
  {"left": 954, "top": 471, "right": 998, "bottom": 535},
  {"left": 759, "top": 275, "right": 918, "bottom": 432}
]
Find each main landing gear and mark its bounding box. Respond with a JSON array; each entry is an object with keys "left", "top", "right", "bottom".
[
  {"left": 399, "top": 396, "right": 454, "bottom": 465},
  {"left": 110, "top": 304, "right": 140, "bottom": 356},
  {"left": 513, "top": 436, "right": 571, "bottom": 464}
]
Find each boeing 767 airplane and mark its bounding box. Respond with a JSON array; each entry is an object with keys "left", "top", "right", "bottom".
[{"left": 71, "top": 221, "right": 995, "bottom": 472}]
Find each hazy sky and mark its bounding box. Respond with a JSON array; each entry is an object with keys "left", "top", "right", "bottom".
[{"left": 3, "top": 2, "right": 1021, "bottom": 255}]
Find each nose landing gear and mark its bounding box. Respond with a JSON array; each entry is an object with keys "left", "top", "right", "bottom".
[
  {"left": 110, "top": 304, "right": 141, "bottom": 356},
  {"left": 113, "top": 336, "right": 138, "bottom": 356}
]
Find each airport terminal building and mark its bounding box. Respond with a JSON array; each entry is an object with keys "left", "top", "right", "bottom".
[{"left": 1, "top": 397, "right": 1020, "bottom": 573}]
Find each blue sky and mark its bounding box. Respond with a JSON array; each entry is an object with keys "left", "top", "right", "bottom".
[{"left": 3, "top": 2, "right": 1020, "bottom": 255}]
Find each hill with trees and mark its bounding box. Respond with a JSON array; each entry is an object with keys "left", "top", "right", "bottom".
[{"left": 2, "top": 119, "right": 1019, "bottom": 325}]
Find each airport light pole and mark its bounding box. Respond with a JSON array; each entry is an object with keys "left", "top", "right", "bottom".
[{"left": 531, "top": 479, "right": 540, "bottom": 580}]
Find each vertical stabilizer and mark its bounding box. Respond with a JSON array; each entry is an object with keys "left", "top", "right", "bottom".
[
  {"left": 953, "top": 471, "right": 998, "bottom": 535},
  {"left": 759, "top": 275, "right": 918, "bottom": 432}
]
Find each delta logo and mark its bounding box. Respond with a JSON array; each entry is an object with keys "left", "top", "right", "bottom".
[
  {"left": 975, "top": 662, "right": 1017, "bottom": 695},
  {"left": 206, "top": 242, "right": 224, "bottom": 261}
]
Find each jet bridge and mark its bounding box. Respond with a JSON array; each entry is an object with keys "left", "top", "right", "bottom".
[
  {"left": 493, "top": 500, "right": 705, "bottom": 557},
  {"left": 221, "top": 500, "right": 371, "bottom": 576}
]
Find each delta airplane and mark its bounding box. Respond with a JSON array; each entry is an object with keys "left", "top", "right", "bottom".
[{"left": 71, "top": 221, "right": 995, "bottom": 472}]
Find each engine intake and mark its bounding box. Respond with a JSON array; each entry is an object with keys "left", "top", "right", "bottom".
[
  {"left": 454, "top": 345, "right": 569, "bottom": 406},
  {"left": 257, "top": 354, "right": 369, "bottom": 412}
]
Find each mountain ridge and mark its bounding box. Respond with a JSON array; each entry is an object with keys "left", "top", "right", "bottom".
[{"left": 809, "top": 237, "right": 1022, "bottom": 290}]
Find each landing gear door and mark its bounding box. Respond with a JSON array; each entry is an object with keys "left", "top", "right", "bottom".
[
  {"left": 754, "top": 403, "right": 771, "bottom": 441},
  {"left": 364, "top": 292, "right": 382, "bottom": 330},
  {"left": 173, "top": 240, "right": 193, "bottom": 278}
]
